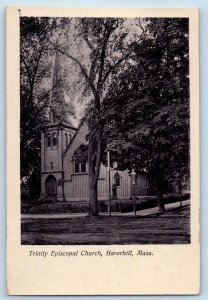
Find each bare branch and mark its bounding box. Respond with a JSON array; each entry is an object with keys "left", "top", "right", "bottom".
[
  {"left": 20, "top": 54, "right": 32, "bottom": 89},
  {"left": 88, "top": 52, "right": 98, "bottom": 85},
  {"left": 97, "top": 21, "right": 119, "bottom": 88},
  {"left": 135, "top": 19, "right": 148, "bottom": 41},
  {"left": 32, "top": 77, "right": 62, "bottom": 111},
  {"left": 137, "top": 19, "right": 145, "bottom": 35},
  {"left": 102, "top": 55, "right": 127, "bottom": 86},
  {"left": 30, "top": 49, "right": 43, "bottom": 89},
  {"left": 34, "top": 65, "right": 51, "bottom": 87},
  {"left": 51, "top": 42, "right": 98, "bottom": 100},
  {"left": 82, "top": 34, "right": 94, "bottom": 51}
]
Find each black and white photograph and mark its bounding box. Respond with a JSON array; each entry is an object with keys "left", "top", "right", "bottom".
[
  {"left": 6, "top": 7, "right": 200, "bottom": 295},
  {"left": 20, "top": 15, "right": 191, "bottom": 245}
]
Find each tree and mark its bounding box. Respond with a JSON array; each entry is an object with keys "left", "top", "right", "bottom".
[
  {"left": 104, "top": 18, "right": 190, "bottom": 211},
  {"left": 52, "top": 18, "right": 139, "bottom": 215},
  {"left": 20, "top": 17, "right": 53, "bottom": 178},
  {"left": 20, "top": 17, "right": 74, "bottom": 179}
]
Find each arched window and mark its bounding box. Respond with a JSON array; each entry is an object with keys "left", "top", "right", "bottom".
[
  {"left": 114, "top": 172, "right": 120, "bottom": 187},
  {"left": 52, "top": 132, "right": 57, "bottom": 147},
  {"left": 65, "top": 132, "right": 68, "bottom": 148},
  {"left": 47, "top": 134, "right": 51, "bottom": 148},
  {"left": 69, "top": 134, "right": 72, "bottom": 142}
]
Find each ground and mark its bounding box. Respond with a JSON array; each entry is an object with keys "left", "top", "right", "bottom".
[{"left": 21, "top": 205, "right": 190, "bottom": 245}]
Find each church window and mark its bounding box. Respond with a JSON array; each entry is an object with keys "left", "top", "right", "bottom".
[
  {"left": 52, "top": 133, "right": 57, "bottom": 147},
  {"left": 74, "top": 161, "right": 79, "bottom": 174},
  {"left": 69, "top": 134, "right": 72, "bottom": 142},
  {"left": 114, "top": 172, "right": 120, "bottom": 187},
  {"left": 65, "top": 133, "right": 68, "bottom": 148},
  {"left": 80, "top": 161, "right": 87, "bottom": 173},
  {"left": 47, "top": 134, "right": 51, "bottom": 148},
  {"left": 74, "top": 161, "right": 87, "bottom": 174},
  {"left": 50, "top": 161, "right": 53, "bottom": 170}
]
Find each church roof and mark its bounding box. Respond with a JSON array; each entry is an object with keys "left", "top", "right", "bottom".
[{"left": 44, "top": 121, "right": 77, "bottom": 131}]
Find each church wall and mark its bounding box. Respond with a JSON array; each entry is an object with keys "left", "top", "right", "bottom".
[
  {"left": 41, "top": 132, "right": 45, "bottom": 172},
  {"left": 40, "top": 123, "right": 76, "bottom": 201},
  {"left": 63, "top": 122, "right": 131, "bottom": 200},
  {"left": 98, "top": 166, "right": 131, "bottom": 199},
  {"left": 42, "top": 126, "right": 76, "bottom": 174},
  {"left": 64, "top": 174, "right": 88, "bottom": 199},
  {"left": 43, "top": 128, "right": 61, "bottom": 172},
  {"left": 44, "top": 148, "right": 59, "bottom": 172},
  {"left": 41, "top": 122, "right": 155, "bottom": 202},
  {"left": 63, "top": 164, "right": 131, "bottom": 201}
]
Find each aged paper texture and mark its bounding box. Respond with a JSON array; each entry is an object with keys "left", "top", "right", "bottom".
[{"left": 7, "top": 7, "right": 199, "bottom": 295}]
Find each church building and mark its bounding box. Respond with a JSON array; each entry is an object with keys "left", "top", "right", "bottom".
[
  {"left": 40, "top": 51, "right": 156, "bottom": 202},
  {"left": 40, "top": 119, "right": 156, "bottom": 202}
]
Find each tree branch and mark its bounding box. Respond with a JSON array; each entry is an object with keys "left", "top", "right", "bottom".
[
  {"left": 32, "top": 77, "right": 62, "bottom": 112},
  {"left": 97, "top": 21, "right": 118, "bottom": 88},
  {"left": 52, "top": 43, "right": 98, "bottom": 100},
  {"left": 137, "top": 19, "right": 145, "bottom": 35},
  {"left": 82, "top": 34, "right": 94, "bottom": 51},
  {"left": 31, "top": 49, "right": 43, "bottom": 88},
  {"left": 101, "top": 56, "right": 126, "bottom": 86},
  {"left": 20, "top": 54, "right": 32, "bottom": 90}
]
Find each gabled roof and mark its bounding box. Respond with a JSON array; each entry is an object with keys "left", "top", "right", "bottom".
[{"left": 62, "top": 119, "right": 86, "bottom": 158}]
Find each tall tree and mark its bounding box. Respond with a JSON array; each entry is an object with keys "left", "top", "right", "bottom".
[
  {"left": 20, "top": 17, "right": 54, "bottom": 177},
  {"left": 104, "top": 18, "right": 190, "bottom": 211},
  {"left": 52, "top": 18, "right": 139, "bottom": 215},
  {"left": 20, "top": 17, "right": 74, "bottom": 178}
]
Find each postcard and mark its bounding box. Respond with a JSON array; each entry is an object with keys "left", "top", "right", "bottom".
[{"left": 7, "top": 7, "right": 199, "bottom": 295}]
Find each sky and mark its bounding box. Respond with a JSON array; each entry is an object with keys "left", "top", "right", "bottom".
[{"left": 47, "top": 17, "right": 144, "bottom": 127}]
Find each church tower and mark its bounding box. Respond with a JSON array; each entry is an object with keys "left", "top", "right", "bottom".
[{"left": 40, "top": 50, "right": 76, "bottom": 201}]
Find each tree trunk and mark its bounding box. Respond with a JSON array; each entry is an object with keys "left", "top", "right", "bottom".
[
  {"left": 156, "top": 176, "right": 165, "bottom": 212},
  {"left": 88, "top": 133, "right": 102, "bottom": 216},
  {"left": 89, "top": 179, "right": 99, "bottom": 216}
]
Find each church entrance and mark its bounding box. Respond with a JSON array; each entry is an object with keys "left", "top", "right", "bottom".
[{"left": 45, "top": 175, "right": 57, "bottom": 199}]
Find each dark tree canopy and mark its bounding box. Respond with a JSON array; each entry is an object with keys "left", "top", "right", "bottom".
[
  {"left": 104, "top": 18, "right": 190, "bottom": 210},
  {"left": 20, "top": 17, "right": 74, "bottom": 178},
  {"left": 20, "top": 17, "right": 190, "bottom": 212}
]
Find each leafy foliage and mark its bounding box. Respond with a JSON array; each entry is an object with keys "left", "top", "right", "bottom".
[
  {"left": 104, "top": 18, "right": 190, "bottom": 201},
  {"left": 20, "top": 17, "right": 190, "bottom": 211},
  {"left": 20, "top": 17, "right": 74, "bottom": 177}
]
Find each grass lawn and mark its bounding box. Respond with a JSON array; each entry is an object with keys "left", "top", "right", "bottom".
[{"left": 21, "top": 205, "right": 190, "bottom": 245}]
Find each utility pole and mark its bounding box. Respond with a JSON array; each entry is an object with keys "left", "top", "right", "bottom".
[
  {"left": 132, "top": 169, "right": 136, "bottom": 216},
  {"left": 107, "top": 150, "right": 111, "bottom": 216}
]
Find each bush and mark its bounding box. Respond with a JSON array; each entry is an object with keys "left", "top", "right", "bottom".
[
  {"left": 21, "top": 201, "right": 89, "bottom": 214},
  {"left": 21, "top": 194, "right": 190, "bottom": 214}
]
